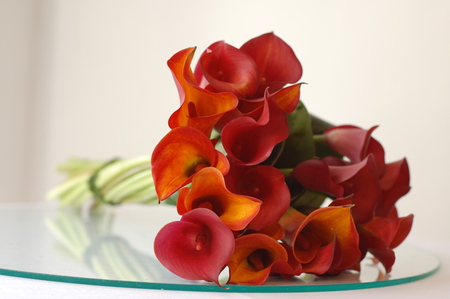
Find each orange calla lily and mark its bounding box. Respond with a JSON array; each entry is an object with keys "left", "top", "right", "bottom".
[
  {"left": 151, "top": 127, "right": 229, "bottom": 201},
  {"left": 177, "top": 167, "right": 261, "bottom": 231},
  {"left": 271, "top": 83, "right": 302, "bottom": 113},
  {"left": 280, "top": 206, "right": 360, "bottom": 275},
  {"left": 167, "top": 47, "right": 239, "bottom": 137},
  {"left": 227, "top": 233, "right": 290, "bottom": 285}
]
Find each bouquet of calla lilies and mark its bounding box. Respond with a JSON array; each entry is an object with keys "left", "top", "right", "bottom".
[
  {"left": 150, "top": 33, "right": 413, "bottom": 286},
  {"left": 49, "top": 32, "right": 413, "bottom": 287}
]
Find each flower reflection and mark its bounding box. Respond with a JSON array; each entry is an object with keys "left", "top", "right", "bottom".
[
  {"left": 45, "top": 206, "right": 389, "bottom": 287},
  {"left": 45, "top": 207, "right": 169, "bottom": 282}
]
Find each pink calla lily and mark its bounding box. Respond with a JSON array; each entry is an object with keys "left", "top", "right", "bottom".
[{"left": 154, "top": 208, "right": 235, "bottom": 285}]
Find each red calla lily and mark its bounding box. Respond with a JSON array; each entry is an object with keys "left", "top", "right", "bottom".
[
  {"left": 151, "top": 126, "right": 229, "bottom": 200},
  {"left": 324, "top": 125, "right": 385, "bottom": 176},
  {"left": 376, "top": 158, "right": 411, "bottom": 217},
  {"left": 240, "top": 32, "right": 303, "bottom": 97},
  {"left": 221, "top": 90, "right": 289, "bottom": 165},
  {"left": 224, "top": 164, "right": 290, "bottom": 231},
  {"left": 177, "top": 167, "right": 261, "bottom": 231},
  {"left": 294, "top": 155, "right": 382, "bottom": 224},
  {"left": 358, "top": 210, "right": 414, "bottom": 273},
  {"left": 154, "top": 208, "right": 235, "bottom": 286},
  {"left": 197, "top": 41, "right": 259, "bottom": 99}
]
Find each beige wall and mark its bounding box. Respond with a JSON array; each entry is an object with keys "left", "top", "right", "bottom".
[
  {"left": 1, "top": 1, "right": 450, "bottom": 240},
  {"left": 0, "top": 1, "right": 37, "bottom": 202}
]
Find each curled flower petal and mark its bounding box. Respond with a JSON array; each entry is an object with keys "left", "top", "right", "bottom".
[
  {"left": 197, "top": 41, "right": 259, "bottom": 98},
  {"left": 154, "top": 208, "right": 235, "bottom": 285},
  {"left": 240, "top": 32, "right": 303, "bottom": 97},
  {"left": 389, "top": 213, "right": 414, "bottom": 249},
  {"left": 271, "top": 83, "right": 302, "bottom": 113},
  {"left": 295, "top": 155, "right": 382, "bottom": 224},
  {"left": 151, "top": 127, "right": 229, "bottom": 200},
  {"left": 329, "top": 156, "right": 382, "bottom": 224},
  {"left": 227, "top": 233, "right": 289, "bottom": 285},
  {"left": 225, "top": 164, "right": 290, "bottom": 231},
  {"left": 177, "top": 167, "right": 261, "bottom": 231},
  {"left": 324, "top": 125, "right": 385, "bottom": 175},
  {"left": 376, "top": 158, "right": 411, "bottom": 216},
  {"left": 292, "top": 158, "right": 344, "bottom": 198},
  {"left": 280, "top": 206, "right": 360, "bottom": 275},
  {"left": 168, "top": 47, "right": 238, "bottom": 137},
  {"left": 357, "top": 226, "right": 395, "bottom": 273},
  {"left": 221, "top": 91, "right": 289, "bottom": 165}
]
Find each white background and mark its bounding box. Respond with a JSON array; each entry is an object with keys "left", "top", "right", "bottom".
[{"left": 1, "top": 0, "right": 449, "bottom": 298}]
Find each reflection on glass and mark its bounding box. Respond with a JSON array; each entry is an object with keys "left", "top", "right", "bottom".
[
  {"left": 45, "top": 206, "right": 391, "bottom": 286},
  {"left": 0, "top": 203, "right": 433, "bottom": 293},
  {"left": 46, "top": 207, "right": 165, "bottom": 282}
]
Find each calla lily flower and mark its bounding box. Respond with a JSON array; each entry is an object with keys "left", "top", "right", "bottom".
[
  {"left": 240, "top": 32, "right": 303, "bottom": 98},
  {"left": 293, "top": 155, "right": 382, "bottom": 224},
  {"left": 197, "top": 41, "right": 259, "bottom": 99},
  {"left": 193, "top": 33, "right": 302, "bottom": 135},
  {"left": 323, "top": 125, "right": 411, "bottom": 219},
  {"left": 154, "top": 208, "right": 235, "bottom": 285},
  {"left": 221, "top": 91, "right": 290, "bottom": 165},
  {"left": 167, "top": 47, "right": 239, "bottom": 137},
  {"left": 227, "top": 233, "right": 291, "bottom": 285},
  {"left": 213, "top": 83, "right": 300, "bottom": 133},
  {"left": 377, "top": 158, "right": 411, "bottom": 217},
  {"left": 224, "top": 164, "right": 290, "bottom": 231},
  {"left": 151, "top": 126, "right": 229, "bottom": 201},
  {"left": 195, "top": 32, "right": 302, "bottom": 100},
  {"left": 358, "top": 212, "right": 414, "bottom": 273},
  {"left": 280, "top": 206, "right": 360, "bottom": 275},
  {"left": 324, "top": 125, "right": 386, "bottom": 176},
  {"left": 177, "top": 167, "right": 261, "bottom": 231}
]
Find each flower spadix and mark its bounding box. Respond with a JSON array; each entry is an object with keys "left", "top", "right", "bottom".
[
  {"left": 177, "top": 167, "right": 261, "bottom": 231},
  {"left": 227, "top": 233, "right": 290, "bottom": 285},
  {"left": 154, "top": 208, "right": 235, "bottom": 285},
  {"left": 151, "top": 126, "right": 229, "bottom": 201}
]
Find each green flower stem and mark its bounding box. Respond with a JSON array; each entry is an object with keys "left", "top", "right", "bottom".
[
  {"left": 46, "top": 173, "right": 90, "bottom": 201},
  {"left": 93, "top": 155, "right": 150, "bottom": 191},
  {"left": 103, "top": 170, "right": 154, "bottom": 204},
  {"left": 48, "top": 155, "right": 159, "bottom": 207},
  {"left": 57, "top": 158, "right": 104, "bottom": 176},
  {"left": 59, "top": 180, "right": 91, "bottom": 207},
  {"left": 278, "top": 168, "right": 294, "bottom": 177},
  {"left": 313, "top": 134, "right": 326, "bottom": 144},
  {"left": 310, "top": 114, "right": 335, "bottom": 134}
]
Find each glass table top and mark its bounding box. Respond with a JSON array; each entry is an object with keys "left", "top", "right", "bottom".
[{"left": 0, "top": 202, "right": 439, "bottom": 293}]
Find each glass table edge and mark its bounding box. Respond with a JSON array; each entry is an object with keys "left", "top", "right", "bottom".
[{"left": 0, "top": 261, "right": 440, "bottom": 293}]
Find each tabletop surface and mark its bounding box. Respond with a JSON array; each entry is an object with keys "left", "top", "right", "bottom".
[{"left": 0, "top": 202, "right": 447, "bottom": 299}]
